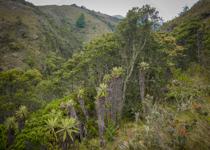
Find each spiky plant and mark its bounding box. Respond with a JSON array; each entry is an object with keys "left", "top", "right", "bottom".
[
  {"left": 4, "top": 117, "right": 18, "bottom": 131},
  {"left": 111, "top": 67, "right": 124, "bottom": 78},
  {"left": 4, "top": 117, "right": 18, "bottom": 147},
  {"left": 96, "top": 83, "right": 108, "bottom": 99},
  {"left": 16, "top": 105, "right": 28, "bottom": 130},
  {"left": 139, "top": 62, "right": 149, "bottom": 71},
  {"left": 77, "top": 88, "right": 85, "bottom": 99},
  {"left": 103, "top": 74, "right": 111, "bottom": 83},
  {"left": 50, "top": 109, "right": 62, "bottom": 118},
  {"left": 57, "top": 118, "right": 78, "bottom": 142},
  {"left": 16, "top": 105, "right": 28, "bottom": 120},
  {"left": 45, "top": 117, "right": 58, "bottom": 141}
]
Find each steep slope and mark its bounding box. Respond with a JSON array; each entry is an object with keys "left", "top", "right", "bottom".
[
  {"left": 161, "top": 0, "right": 210, "bottom": 70},
  {"left": 0, "top": 0, "right": 119, "bottom": 70}
]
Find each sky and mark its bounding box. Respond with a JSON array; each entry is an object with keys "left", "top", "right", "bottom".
[{"left": 26, "top": 0, "right": 199, "bottom": 21}]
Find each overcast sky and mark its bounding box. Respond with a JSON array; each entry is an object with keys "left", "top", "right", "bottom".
[{"left": 26, "top": 0, "right": 199, "bottom": 21}]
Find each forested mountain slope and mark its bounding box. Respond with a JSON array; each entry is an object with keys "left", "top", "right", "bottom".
[
  {"left": 161, "top": 0, "right": 210, "bottom": 70},
  {"left": 0, "top": 0, "right": 210, "bottom": 150},
  {"left": 0, "top": 0, "right": 119, "bottom": 70}
]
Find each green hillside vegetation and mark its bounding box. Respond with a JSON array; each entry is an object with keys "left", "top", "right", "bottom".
[
  {"left": 0, "top": 0, "right": 210, "bottom": 149},
  {"left": 161, "top": 0, "right": 210, "bottom": 70},
  {"left": 0, "top": 0, "right": 119, "bottom": 70}
]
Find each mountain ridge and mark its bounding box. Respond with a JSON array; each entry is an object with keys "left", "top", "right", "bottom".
[{"left": 0, "top": 0, "right": 119, "bottom": 71}]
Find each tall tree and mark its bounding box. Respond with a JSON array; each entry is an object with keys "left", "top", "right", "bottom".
[
  {"left": 105, "top": 67, "right": 124, "bottom": 124},
  {"left": 117, "top": 5, "right": 161, "bottom": 103},
  {"left": 95, "top": 83, "right": 108, "bottom": 147}
]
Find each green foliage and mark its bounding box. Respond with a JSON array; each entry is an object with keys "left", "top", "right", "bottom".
[
  {"left": 4, "top": 117, "right": 18, "bottom": 131},
  {"left": 0, "top": 125, "right": 7, "bottom": 150},
  {"left": 96, "top": 83, "right": 108, "bottom": 99},
  {"left": 105, "top": 122, "right": 118, "bottom": 141},
  {"left": 13, "top": 99, "right": 78, "bottom": 150},
  {"left": 162, "top": 0, "right": 210, "bottom": 70},
  {"left": 0, "top": 69, "right": 43, "bottom": 122},
  {"left": 78, "top": 88, "right": 85, "bottom": 99},
  {"left": 0, "top": 2, "right": 210, "bottom": 149},
  {"left": 45, "top": 117, "right": 58, "bottom": 141},
  {"left": 57, "top": 118, "right": 78, "bottom": 142},
  {"left": 16, "top": 105, "right": 28, "bottom": 120},
  {"left": 0, "top": 0, "right": 118, "bottom": 70},
  {"left": 60, "top": 33, "right": 121, "bottom": 88},
  {"left": 167, "top": 68, "right": 205, "bottom": 104},
  {"left": 111, "top": 67, "right": 124, "bottom": 78},
  {"left": 76, "top": 13, "right": 86, "bottom": 28},
  {"left": 139, "top": 62, "right": 149, "bottom": 71}
]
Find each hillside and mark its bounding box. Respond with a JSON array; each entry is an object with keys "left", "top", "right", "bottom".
[
  {"left": 161, "top": 0, "right": 210, "bottom": 70},
  {"left": 0, "top": 0, "right": 119, "bottom": 70},
  {"left": 0, "top": 1, "right": 210, "bottom": 150}
]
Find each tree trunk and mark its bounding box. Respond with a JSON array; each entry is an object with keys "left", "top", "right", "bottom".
[
  {"left": 139, "top": 69, "right": 145, "bottom": 101},
  {"left": 67, "top": 105, "right": 78, "bottom": 120},
  {"left": 115, "top": 77, "right": 123, "bottom": 122},
  {"left": 96, "top": 97, "right": 106, "bottom": 147},
  {"left": 7, "top": 129, "right": 15, "bottom": 148},
  {"left": 78, "top": 98, "right": 89, "bottom": 121},
  {"left": 122, "top": 39, "right": 147, "bottom": 103},
  {"left": 18, "top": 119, "right": 25, "bottom": 130},
  {"left": 106, "top": 77, "right": 123, "bottom": 125},
  {"left": 66, "top": 105, "right": 84, "bottom": 140}
]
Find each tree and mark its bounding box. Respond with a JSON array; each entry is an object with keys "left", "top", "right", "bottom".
[
  {"left": 15, "top": 105, "right": 28, "bottom": 130},
  {"left": 138, "top": 62, "right": 149, "bottom": 101},
  {"left": 105, "top": 67, "right": 124, "bottom": 124},
  {"left": 56, "top": 118, "right": 78, "bottom": 150},
  {"left": 117, "top": 5, "right": 161, "bottom": 103},
  {"left": 4, "top": 117, "right": 18, "bottom": 148},
  {"left": 77, "top": 88, "right": 89, "bottom": 121},
  {"left": 76, "top": 13, "right": 86, "bottom": 28},
  {"left": 179, "top": 6, "right": 189, "bottom": 16},
  {"left": 95, "top": 83, "right": 108, "bottom": 147}
]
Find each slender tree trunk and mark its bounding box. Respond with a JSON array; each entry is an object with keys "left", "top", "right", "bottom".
[
  {"left": 106, "top": 77, "right": 123, "bottom": 125},
  {"left": 112, "top": 77, "right": 123, "bottom": 124},
  {"left": 67, "top": 105, "right": 78, "bottom": 120},
  {"left": 18, "top": 119, "right": 25, "bottom": 130},
  {"left": 122, "top": 39, "right": 147, "bottom": 103},
  {"left": 7, "top": 129, "right": 15, "bottom": 148},
  {"left": 78, "top": 98, "right": 89, "bottom": 121},
  {"left": 115, "top": 77, "right": 123, "bottom": 122},
  {"left": 96, "top": 97, "right": 106, "bottom": 147},
  {"left": 109, "top": 79, "right": 116, "bottom": 124},
  {"left": 139, "top": 69, "right": 145, "bottom": 101},
  {"left": 66, "top": 105, "right": 84, "bottom": 140},
  {"left": 106, "top": 81, "right": 112, "bottom": 123}
]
